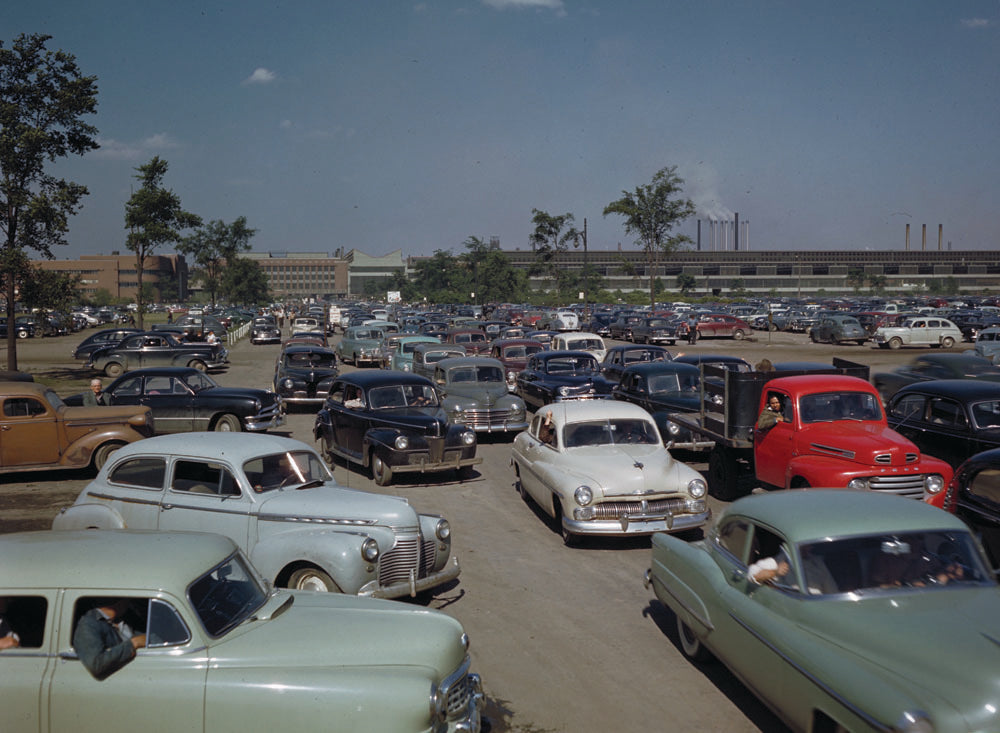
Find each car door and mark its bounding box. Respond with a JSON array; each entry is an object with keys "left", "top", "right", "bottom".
[
  {"left": 754, "top": 390, "right": 795, "bottom": 487},
  {"left": 141, "top": 374, "right": 198, "bottom": 433},
  {"left": 48, "top": 591, "right": 204, "bottom": 733},
  {"left": 517, "top": 413, "right": 556, "bottom": 502},
  {"left": 0, "top": 395, "right": 61, "bottom": 467},
  {"left": 0, "top": 592, "right": 54, "bottom": 729},
  {"left": 157, "top": 458, "right": 252, "bottom": 547}
]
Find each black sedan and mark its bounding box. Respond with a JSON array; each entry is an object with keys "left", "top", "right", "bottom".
[
  {"left": 515, "top": 350, "right": 614, "bottom": 411},
  {"left": 65, "top": 366, "right": 284, "bottom": 433},
  {"left": 313, "top": 371, "right": 480, "bottom": 486},
  {"left": 672, "top": 353, "right": 752, "bottom": 373},
  {"left": 612, "top": 361, "right": 706, "bottom": 447},
  {"left": 273, "top": 345, "right": 339, "bottom": 406},
  {"left": 250, "top": 317, "right": 282, "bottom": 345},
  {"left": 872, "top": 353, "right": 1000, "bottom": 403},
  {"left": 601, "top": 344, "right": 671, "bottom": 384},
  {"left": 936, "top": 447, "right": 1000, "bottom": 570},
  {"left": 71, "top": 327, "right": 143, "bottom": 360},
  {"left": 886, "top": 379, "right": 1000, "bottom": 469}
]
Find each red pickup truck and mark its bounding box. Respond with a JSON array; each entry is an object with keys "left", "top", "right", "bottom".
[{"left": 669, "top": 361, "right": 953, "bottom": 500}]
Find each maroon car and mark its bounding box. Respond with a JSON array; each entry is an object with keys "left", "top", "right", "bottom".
[{"left": 489, "top": 338, "right": 547, "bottom": 391}]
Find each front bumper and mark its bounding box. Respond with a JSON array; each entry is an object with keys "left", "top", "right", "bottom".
[
  {"left": 369, "top": 556, "right": 463, "bottom": 599},
  {"left": 564, "top": 499, "right": 710, "bottom": 536},
  {"left": 244, "top": 410, "right": 285, "bottom": 432}
]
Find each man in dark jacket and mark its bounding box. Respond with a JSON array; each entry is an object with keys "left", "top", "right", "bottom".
[{"left": 73, "top": 598, "right": 146, "bottom": 679}]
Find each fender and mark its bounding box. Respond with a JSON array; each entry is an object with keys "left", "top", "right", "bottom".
[
  {"left": 313, "top": 408, "right": 333, "bottom": 440},
  {"left": 251, "top": 524, "right": 395, "bottom": 595},
  {"left": 416, "top": 513, "right": 452, "bottom": 573},
  {"left": 51, "top": 503, "right": 125, "bottom": 530},
  {"left": 58, "top": 428, "right": 142, "bottom": 468}
]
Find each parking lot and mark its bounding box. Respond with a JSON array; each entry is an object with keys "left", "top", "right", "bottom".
[{"left": 0, "top": 328, "right": 935, "bottom": 732}]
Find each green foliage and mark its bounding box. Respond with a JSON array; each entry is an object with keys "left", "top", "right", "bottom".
[
  {"left": 178, "top": 216, "right": 256, "bottom": 307},
  {"left": 19, "top": 266, "right": 81, "bottom": 312},
  {"left": 124, "top": 157, "right": 201, "bottom": 327},
  {"left": 603, "top": 165, "right": 695, "bottom": 308},
  {"left": 529, "top": 210, "right": 580, "bottom": 286},
  {"left": 0, "top": 33, "right": 98, "bottom": 370},
  {"left": 676, "top": 273, "right": 696, "bottom": 294},
  {"left": 406, "top": 239, "right": 528, "bottom": 304},
  {"left": 222, "top": 257, "right": 270, "bottom": 305},
  {"left": 89, "top": 288, "right": 115, "bottom": 307},
  {"left": 846, "top": 268, "right": 866, "bottom": 293}
]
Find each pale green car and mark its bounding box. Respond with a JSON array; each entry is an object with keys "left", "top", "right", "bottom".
[
  {"left": 0, "top": 530, "right": 483, "bottom": 732},
  {"left": 645, "top": 490, "right": 1000, "bottom": 732}
]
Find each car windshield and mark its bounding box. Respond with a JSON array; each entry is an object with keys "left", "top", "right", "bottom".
[
  {"left": 545, "top": 357, "right": 598, "bottom": 375},
  {"left": 242, "top": 450, "right": 332, "bottom": 492},
  {"left": 353, "top": 329, "right": 382, "bottom": 340},
  {"left": 648, "top": 373, "right": 699, "bottom": 393},
  {"left": 368, "top": 384, "right": 439, "bottom": 408},
  {"left": 624, "top": 350, "right": 664, "bottom": 364},
  {"left": 569, "top": 339, "right": 603, "bottom": 350},
  {"left": 799, "top": 391, "right": 882, "bottom": 423},
  {"left": 188, "top": 551, "right": 269, "bottom": 637},
  {"left": 563, "top": 418, "right": 658, "bottom": 447},
  {"left": 448, "top": 366, "right": 504, "bottom": 383},
  {"left": 181, "top": 372, "right": 218, "bottom": 392},
  {"left": 284, "top": 352, "right": 336, "bottom": 368},
  {"left": 795, "top": 530, "right": 994, "bottom": 595}
]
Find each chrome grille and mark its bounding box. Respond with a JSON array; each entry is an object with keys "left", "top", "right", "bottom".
[
  {"left": 378, "top": 533, "right": 422, "bottom": 586},
  {"left": 462, "top": 408, "right": 518, "bottom": 429},
  {"left": 420, "top": 538, "right": 436, "bottom": 576},
  {"left": 591, "top": 497, "right": 689, "bottom": 519},
  {"left": 441, "top": 657, "right": 473, "bottom": 719},
  {"left": 868, "top": 474, "right": 926, "bottom": 498}
]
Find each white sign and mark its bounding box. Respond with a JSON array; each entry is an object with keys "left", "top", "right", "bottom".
[{"left": 387, "top": 291, "right": 401, "bottom": 303}]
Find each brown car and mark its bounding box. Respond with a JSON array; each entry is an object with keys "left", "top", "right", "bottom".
[
  {"left": 489, "top": 338, "right": 546, "bottom": 392},
  {"left": 444, "top": 329, "right": 490, "bottom": 355},
  {"left": 0, "top": 381, "right": 153, "bottom": 474}
]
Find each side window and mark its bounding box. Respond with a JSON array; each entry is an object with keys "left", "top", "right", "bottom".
[
  {"left": 147, "top": 598, "right": 191, "bottom": 648},
  {"left": 2, "top": 398, "right": 46, "bottom": 418},
  {"left": 109, "top": 457, "right": 166, "bottom": 489},
  {"left": 889, "top": 394, "right": 926, "bottom": 421},
  {"left": 114, "top": 376, "right": 143, "bottom": 397},
  {"left": 145, "top": 376, "right": 173, "bottom": 395},
  {"left": 0, "top": 595, "right": 48, "bottom": 649},
  {"left": 749, "top": 526, "right": 796, "bottom": 591},
  {"left": 972, "top": 401, "right": 1000, "bottom": 429},
  {"left": 716, "top": 519, "right": 750, "bottom": 562},
  {"left": 928, "top": 398, "right": 967, "bottom": 428},
  {"left": 327, "top": 383, "right": 345, "bottom": 405},
  {"left": 171, "top": 460, "right": 239, "bottom": 496}
]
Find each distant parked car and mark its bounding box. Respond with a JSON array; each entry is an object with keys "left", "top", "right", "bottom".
[
  {"left": 72, "top": 327, "right": 143, "bottom": 360},
  {"left": 433, "top": 356, "right": 528, "bottom": 434},
  {"left": 515, "top": 350, "right": 614, "bottom": 411},
  {"left": 874, "top": 317, "right": 963, "bottom": 350},
  {"left": 335, "top": 326, "right": 384, "bottom": 366},
  {"left": 967, "top": 327, "right": 1000, "bottom": 364},
  {"left": 250, "top": 316, "right": 282, "bottom": 345},
  {"left": 601, "top": 344, "right": 671, "bottom": 384},
  {"left": 630, "top": 317, "right": 676, "bottom": 345},
  {"left": 808, "top": 314, "right": 868, "bottom": 345},
  {"left": 0, "top": 317, "right": 34, "bottom": 340},
  {"left": 872, "top": 353, "right": 1000, "bottom": 403},
  {"left": 387, "top": 335, "right": 441, "bottom": 372},
  {"left": 273, "top": 345, "right": 339, "bottom": 406},
  {"left": 691, "top": 313, "right": 751, "bottom": 341},
  {"left": 88, "top": 332, "right": 229, "bottom": 378},
  {"left": 511, "top": 400, "right": 709, "bottom": 545},
  {"left": 53, "top": 432, "right": 462, "bottom": 599},
  {"left": 412, "top": 342, "right": 467, "bottom": 381},
  {"left": 488, "top": 338, "right": 546, "bottom": 391},
  {"left": 290, "top": 316, "right": 321, "bottom": 335},
  {"left": 551, "top": 331, "right": 606, "bottom": 362},
  {"left": 443, "top": 328, "right": 490, "bottom": 355}
]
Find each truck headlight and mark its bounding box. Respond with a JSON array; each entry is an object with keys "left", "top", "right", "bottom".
[
  {"left": 687, "top": 479, "right": 707, "bottom": 499},
  {"left": 394, "top": 435, "right": 409, "bottom": 450},
  {"left": 924, "top": 474, "right": 945, "bottom": 495},
  {"left": 574, "top": 485, "right": 593, "bottom": 506},
  {"left": 435, "top": 518, "right": 451, "bottom": 540},
  {"left": 847, "top": 478, "right": 869, "bottom": 490},
  {"left": 361, "top": 537, "right": 380, "bottom": 563}
]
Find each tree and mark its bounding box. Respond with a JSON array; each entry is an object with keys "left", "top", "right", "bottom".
[
  {"left": 529, "top": 209, "right": 580, "bottom": 289},
  {"left": 603, "top": 166, "right": 695, "bottom": 308},
  {"left": 868, "top": 274, "right": 887, "bottom": 295},
  {"left": 460, "top": 236, "right": 528, "bottom": 304},
  {"left": 676, "top": 273, "right": 697, "bottom": 295},
  {"left": 19, "top": 266, "right": 80, "bottom": 313},
  {"left": 0, "top": 33, "right": 98, "bottom": 369},
  {"left": 178, "top": 217, "right": 256, "bottom": 307},
  {"left": 846, "top": 268, "right": 866, "bottom": 293},
  {"left": 124, "top": 157, "right": 201, "bottom": 328},
  {"left": 221, "top": 257, "right": 270, "bottom": 305}
]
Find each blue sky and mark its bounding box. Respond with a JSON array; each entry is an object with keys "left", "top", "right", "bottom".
[{"left": 9, "top": 0, "right": 1000, "bottom": 260}]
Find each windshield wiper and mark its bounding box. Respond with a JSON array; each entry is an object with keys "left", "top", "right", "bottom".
[{"left": 295, "top": 479, "right": 325, "bottom": 490}]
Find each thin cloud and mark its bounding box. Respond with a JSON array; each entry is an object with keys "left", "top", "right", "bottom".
[
  {"left": 243, "top": 67, "right": 277, "bottom": 85},
  {"left": 482, "top": 0, "right": 566, "bottom": 13},
  {"left": 961, "top": 18, "right": 990, "bottom": 29},
  {"left": 91, "top": 132, "right": 179, "bottom": 160}
]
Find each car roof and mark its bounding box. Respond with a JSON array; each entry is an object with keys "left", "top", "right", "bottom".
[
  {"left": 767, "top": 374, "right": 875, "bottom": 393},
  {"left": 337, "top": 370, "right": 434, "bottom": 388},
  {"left": 895, "top": 379, "right": 1000, "bottom": 400},
  {"left": 437, "top": 356, "right": 504, "bottom": 369},
  {"left": 109, "top": 432, "right": 317, "bottom": 463},
  {"left": 282, "top": 345, "right": 336, "bottom": 355},
  {"left": 111, "top": 366, "right": 203, "bottom": 377},
  {"left": 0, "top": 381, "right": 54, "bottom": 397},
  {"left": 674, "top": 354, "right": 751, "bottom": 366},
  {"left": 620, "top": 362, "right": 700, "bottom": 377},
  {"left": 533, "top": 350, "right": 598, "bottom": 361},
  {"left": 0, "top": 530, "right": 236, "bottom": 590},
  {"left": 723, "top": 490, "right": 969, "bottom": 544},
  {"left": 543, "top": 399, "right": 654, "bottom": 424}
]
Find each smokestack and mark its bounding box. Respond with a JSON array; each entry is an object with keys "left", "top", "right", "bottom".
[
  {"left": 938, "top": 224, "right": 943, "bottom": 251},
  {"left": 734, "top": 212, "right": 739, "bottom": 251},
  {"left": 922, "top": 224, "right": 927, "bottom": 251},
  {"left": 905, "top": 223, "right": 910, "bottom": 251}
]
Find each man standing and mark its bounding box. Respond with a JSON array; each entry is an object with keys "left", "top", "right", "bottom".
[
  {"left": 83, "top": 378, "right": 108, "bottom": 406},
  {"left": 73, "top": 598, "right": 146, "bottom": 679},
  {"left": 686, "top": 313, "right": 699, "bottom": 345}
]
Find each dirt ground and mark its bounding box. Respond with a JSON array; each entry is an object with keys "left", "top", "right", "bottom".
[{"left": 0, "top": 328, "right": 940, "bottom": 732}]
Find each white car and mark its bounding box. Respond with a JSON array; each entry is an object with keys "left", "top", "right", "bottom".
[
  {"left": 290, "top": 316, "right": 320, "bottom": 334},
  {"left": 874, "top": 317, "right": 963, "bottom": 350},
  {"left": 551, "top": 331, "right": 607, "bottom": 362},
  {"left": 511, "top": 401, "right": 710, "bottom": 545}
]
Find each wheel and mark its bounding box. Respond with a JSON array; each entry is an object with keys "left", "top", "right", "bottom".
[
  {"left": 320, "top": 436, "right": 335, "bottom": 466},
  {"left": 104, "top": 362, "right": 123, "bottom": 378},
  {"left": 809, "top": 331, "right": 818, "bottom": 343},
  {"left": 287, "top": 567, "right": 341, "bottom": 593},
  {"left": 16, "top": 330, "right": 27, "bottom": 339},
  {"left": 733, "top": 329, "right": 745, "bottom": 341},
  {"left": 91, "top": 441, "right": 124, "bottom": 471},
  {"left": 188, "top": 359, "right": 207, "bottom": 371},
  {"left": 708, "top": 447, "right": 741, "bottom": 501},
  {"left": 677, "top": 617, "right": 714, "bottom": 662},
  {"left": 941, "top": 336, "right": 955, "bottom": 349},
  {"left": 457, "top": 464, "right": 475, "bottom": 481},
  {"left": 372, "top": 453, "right": 393, "bottom": 486},
  {"left": 214, "top": 414, "right": 242, "bottom": 432},
  {"left": 888, "top": 337, "right": 902, "bottom": 350}
]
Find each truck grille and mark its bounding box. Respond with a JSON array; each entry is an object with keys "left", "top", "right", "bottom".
[
  {"left": 868, "top": 474, "right": 926, "bottom": 498},
  {"left": 378, "top": 532, "right": 425, "bottom": 586},
  {"left": 591, "top": 497, "right": 689, "bottom": 518}
]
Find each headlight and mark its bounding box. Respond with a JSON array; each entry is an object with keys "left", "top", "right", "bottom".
[
  {"left": 847, "top": 478, "right": 869, "bottom": 490},
  {"left": 924, "top": 474, "right": 945, "bottom": 494},
  {"left": 450, "top": 404, "right": 464, "bottom": 416},
  {"left": 461, "top": 430, "right": 476, "bottom": 445},
  {"left": 394, "top": 435, "right": 409, "bottom": 450},
  {"left": 574, "top": 485, "right": 593, "bottom": 506},
  {"left": 711, "top": 394, "right": 724, "bottom": 405},
  {"left": 507, "top": 370, "right": 516, "bottom": 383},
  {"left": 435, "top": 518, "right": 451, "bottom": 540},
  {"left": 282, "top": 378, "right": 294, "bottom": 389},
  {"left": 687, "top": 479, "right": 707, "bottom": 498},
  {"left": 361, "top": 537, "right": 380, "bottom": 563},
  {"left": 667, "top": 422, "right": 680, "bottom": 435},
  {"left": 253, "top": 399, "right": 261, "bottom": 410},
  {"left": 557, "top": 386, "right": 571, "bottom": 396}
]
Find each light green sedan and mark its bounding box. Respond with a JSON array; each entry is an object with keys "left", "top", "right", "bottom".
[
  {"left": 645, "top": 490, "right": 1000, "bottom": 733},
  {"left": 0, "top": 530, "right": 483, "bottom": 732}
]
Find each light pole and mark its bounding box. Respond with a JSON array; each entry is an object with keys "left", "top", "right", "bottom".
[{"left": 573, "top": 218, "right": 589, "bottom": 319}]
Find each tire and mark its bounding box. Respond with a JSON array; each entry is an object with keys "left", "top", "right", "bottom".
[
  {"left": 213, "top": 414, "right": 242, "bottom": 432},
  {"left": 320, "top": 436, "right": 335, "bottom": 466},
  {"left": 733, "top": 329, "right": 745, "bottom": 341},
  {"left": 856, "top": 340, "right": 867, "bottom": 346},
  {"left": 888, "top": 337, "right": 902, "bottom": 350},
  {"left": 708, "top": 447, "right": 741, "bottom": 501},
  {"left": 677, "top": 617, "right": 714, "bottom": 662},
  {"left": 941, "top": 336, "right": 955, "bottom": 349},
  {"left": 809, "top": 331, "right": 818, "bottom": 343},
  {"left": 790, "top": 477, "right": 811, "bottom": 489},
  {"left": 372, "top": 453, "right": 393, "bottom": 486},
  {"left": 288, "top": 567, "right": 341, "bottom": 593},
  {"left": 91, "top": 441, "right": 124, "bottom": 472},
  {"left": 188, "top": 359, "right": 207, "bottom": 372},
  {"left": 104, "top": 362, "right": 123, "bottom": 378},
  {"left": 16, "top": 330, "right": 27, "bottom": 340}
]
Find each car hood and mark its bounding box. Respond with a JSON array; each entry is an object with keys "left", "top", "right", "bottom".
[
  {"left": 367, "top": 408, "right": 450, "bottom": 433},
  {"left": 563, "top": 444, "right": 694, "bottom": 497},
  {"left": 279, "top": 366, "right": 338, "bottom": 380},
  {"left": 799, "top": 423, "right": 921, "bottom": 467},
  {"left": 799, "top": 590, "right": 1000, "bottom": 726},
  {"left": 217, "top": 591, "right": 466, "bottom": 675},
  {"left": 443, "top": 383, "right": 510, "bottom": 404},
  {"left": 255, "top": 484, "right": 415, "bottom": 527},
  {"left": 200, "top": 386, "right": 276, "bottom": 401}
]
